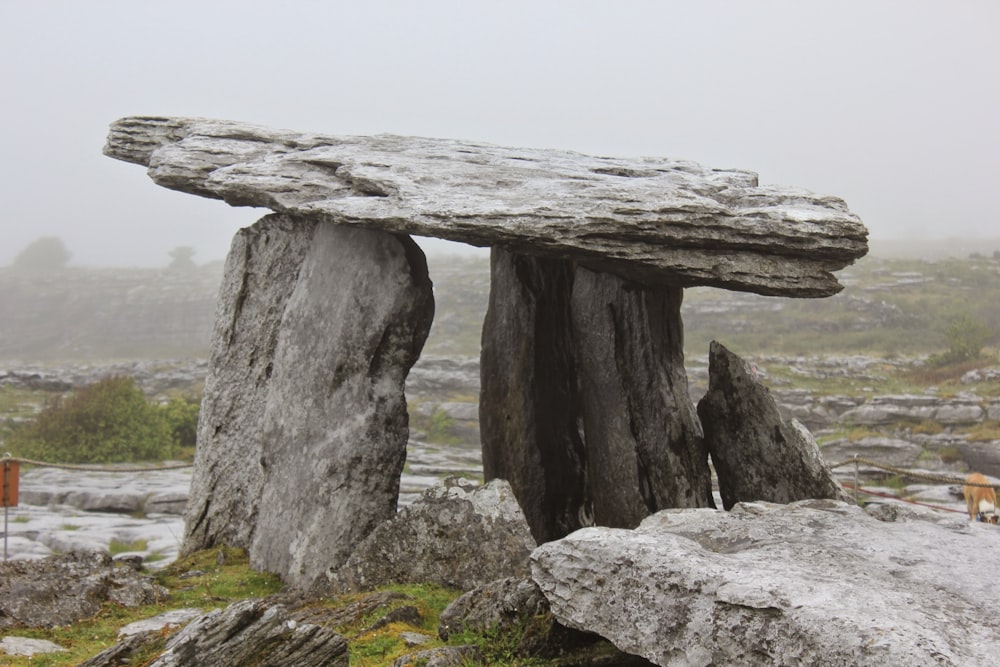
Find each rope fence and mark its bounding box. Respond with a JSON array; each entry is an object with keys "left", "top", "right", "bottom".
[
  {"left": 0, "top": 454, "right": 192, "bottom": 473},
  {"left": 828, "top": 455, "right": 1000, "bottom": 489}
]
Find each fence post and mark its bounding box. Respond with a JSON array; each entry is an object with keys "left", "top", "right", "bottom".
[
  {"left": 853, "top": 454, "right": 860, "bottom": 505},
  {"left": 3, "top": 454, "right": 19, "bottom": 561}
]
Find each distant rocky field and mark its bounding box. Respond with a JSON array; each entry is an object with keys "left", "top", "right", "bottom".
[{"left": 2, "top": 248, "right": 999, "bottom": 511}]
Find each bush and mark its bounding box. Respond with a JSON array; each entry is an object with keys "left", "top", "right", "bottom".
[
  {"left": 160, "top": 395, "right": 200, "bottom": 455},
  {"left": 10, "top": 236, "right": 71, "bottom": 272},
  {"left": 946, "top": 314, "right": 993, "bottom": 360},
  {"left": 5, "top": 376, "right": 188, "bottom": 463}
]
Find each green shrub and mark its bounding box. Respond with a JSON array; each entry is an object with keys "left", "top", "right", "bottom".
[
  {"left": 5, "top": 376, "right": 178, "bottom": 463},
  {"left": 159, "top": 395, "right": 200, "bottom": 455},
  {"left": 928, "top": 314, "right": 993, "bottom": 366}
]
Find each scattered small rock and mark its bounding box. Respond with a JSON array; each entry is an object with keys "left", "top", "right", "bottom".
[{"left": 0, "top": 636, "right": 67, "bottom": 657}]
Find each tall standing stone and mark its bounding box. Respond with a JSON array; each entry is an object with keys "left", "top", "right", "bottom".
[
  {"left": 183, "top": 214, "right": 434, "bottom": 588},
  {"left": 480, "top": 249, "right": 589, "bottom": 544},
  {"left": 572, "top": 268, "right": 714, "bottom": 527},
  {"left": 184, "top": 214, "right": 318, "bottom": 553}
]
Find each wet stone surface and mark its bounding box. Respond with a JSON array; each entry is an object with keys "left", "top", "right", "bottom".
[{"left": 2, "top": 438, "right": 484, "bottom": 566}]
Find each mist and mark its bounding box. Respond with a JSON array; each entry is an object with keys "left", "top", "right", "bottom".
[{"left": 2, "top": 1, "right": 998, "bottom": 267}]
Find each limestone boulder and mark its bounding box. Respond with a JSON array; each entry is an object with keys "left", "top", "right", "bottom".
[
  {"left": 0, "top": 551, "right": 167, "bottom": 629},
  {"left": 327, "top": 477, "right": 536, "bottom": 593},
  {"left": 698, "top": 341, "right": 849, "bottom": 509},
  {"left": 104, "top": 116, "right": 867, "bottom": 297},
  {"left": 437, "top": 577, "right": 549, "bottom": 641},
  {"left": 531, "top": 499, "right": 1000, "bottom": 666}
]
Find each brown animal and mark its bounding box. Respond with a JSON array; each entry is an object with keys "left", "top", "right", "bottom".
[{"left": 963, "top": 472, "right": 998, "bottom": 524}]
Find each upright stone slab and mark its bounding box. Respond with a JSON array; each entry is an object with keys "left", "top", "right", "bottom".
[
  {"left": 480, "top": 249, "right": 589, "bottom": 544},
  {"left": 183, "top": 215, "right": 434, "bottom": 588},
  {"left": 697, "top": 341, "right": 849, "bottom": 509},
  {"left": 571, "top": 268, "right": 714, "bottom": 527},
  {"left": 184, "top": 214, "right": 318, "bottom": 553}
]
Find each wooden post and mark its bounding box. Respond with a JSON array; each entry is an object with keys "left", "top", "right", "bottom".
[
  {"left": 3, "top": 458, "right": 18, "bottom": 561},
  {"left": 2, "top": 459, "right": 19, "bottom": 507}
]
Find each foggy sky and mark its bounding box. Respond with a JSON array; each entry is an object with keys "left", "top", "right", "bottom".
[{"left": 2, "top": 1, "right": 998, "bottom": 268}]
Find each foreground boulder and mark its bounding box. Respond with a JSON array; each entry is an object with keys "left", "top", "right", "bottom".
[
  {"left": 531, "top": 499, "right": 1000, "bottom": 666},
  {"left": 0, "top": 551, "right": 167, "bottom": 629},
  {"left": 698, "top": 341, "right": 849, "bottom": 509},
  {"left": 328, "top": 477, "right": 536, "bottom": 593}
]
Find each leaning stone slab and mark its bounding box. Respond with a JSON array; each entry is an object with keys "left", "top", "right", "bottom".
[
  {"left": 698, "top": 341, "right": 849, "bottom": 509},
  {"left": 531, "top": 499, "right": 1000, "bottom": 666},
  {"left": 328, "top": 477, "right": 536, "bottom": 594},
  {"left": 105, "top": 116, "right": 867, "bottom": 297}
]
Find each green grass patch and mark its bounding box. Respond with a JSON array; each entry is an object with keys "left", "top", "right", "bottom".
[
  {"left": 108, "top": 537, "right": 148, "bottom": 555},
  {"left": 960, "top": 420, "right": 1000, "bottom": 442},
  {"left": 0, "top": 546, "right": 284, "bottom": 667}
]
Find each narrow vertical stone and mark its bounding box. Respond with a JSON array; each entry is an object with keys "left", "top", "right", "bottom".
[
  {"left": 572, "top": 268, "right": 714, "bottom": 528},
  {"left": 479, "top": 249, "right": 588, "bottom": 544}
]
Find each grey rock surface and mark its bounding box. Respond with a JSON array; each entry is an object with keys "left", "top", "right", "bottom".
[
  {"left": 147, "top": 598, "right": 348, "bottom": 667},
  {"left": 438, "top": 577, "right": 548, "bottom": 641},
  {"left": 104, "top": 116, "right": 867, "bottom": 297},
  {"left": 0, "top": 636, "right": 67, "bottom": 657},
  {"left": 531, "top": 499, "right": 1000, "bottom": 666},
  {"left": 0, "top": 551, "right": 167, "bottom": 629},
  {"left": 117, "top": 608, "right": 204, "bottom": 638},
  {"left": 184, "top": 215, "right": 434, "bottom": 589},
  {"left": 328, "top": 477, "right": 536, "bottom": 593},
  {"left": 842, "top": 393, "right": 986, "bottom": 425},
  {"left": 391, "top": 645, "right": 482, "bottom": 667},
  {"left": 698, "top": 341, "right": 849, "bottom": 509}
]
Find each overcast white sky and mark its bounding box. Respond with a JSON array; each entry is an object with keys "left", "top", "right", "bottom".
[{"left": 2, "top": 1, "right": 998, "bottom": 267}]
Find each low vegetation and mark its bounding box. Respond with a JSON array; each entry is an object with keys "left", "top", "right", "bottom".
[
  {"left": 0, "top": 547, "right": 572, "bottom": 667},
  {"left": 3, "top": 376, "right": 199, "bottom": 464}
]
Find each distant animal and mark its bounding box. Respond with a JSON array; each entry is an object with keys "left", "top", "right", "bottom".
[{"left": 963, "top": 472, "right": 998, "bottom": 524}]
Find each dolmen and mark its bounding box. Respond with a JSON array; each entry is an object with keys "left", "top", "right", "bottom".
[{"left": 104, "top": 116, "right": 867, "bottom": 589}]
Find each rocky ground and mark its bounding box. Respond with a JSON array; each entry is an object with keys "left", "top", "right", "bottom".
[{"left": 4, "top": 354, "right": 997, "bottom": 567}]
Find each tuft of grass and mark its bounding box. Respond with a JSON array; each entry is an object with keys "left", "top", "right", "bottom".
[
  {"left": 911, "top": 419, "right": 944, "bottom": 436},
  {"left": 938, "top": 446, "right": 964, "bottom": 464},
  {"left": 960, "top": 420, "right": 1000, "bottom": 442},
  {"left": 108, "top": 537, "right": 148, "bottom": 555}
]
